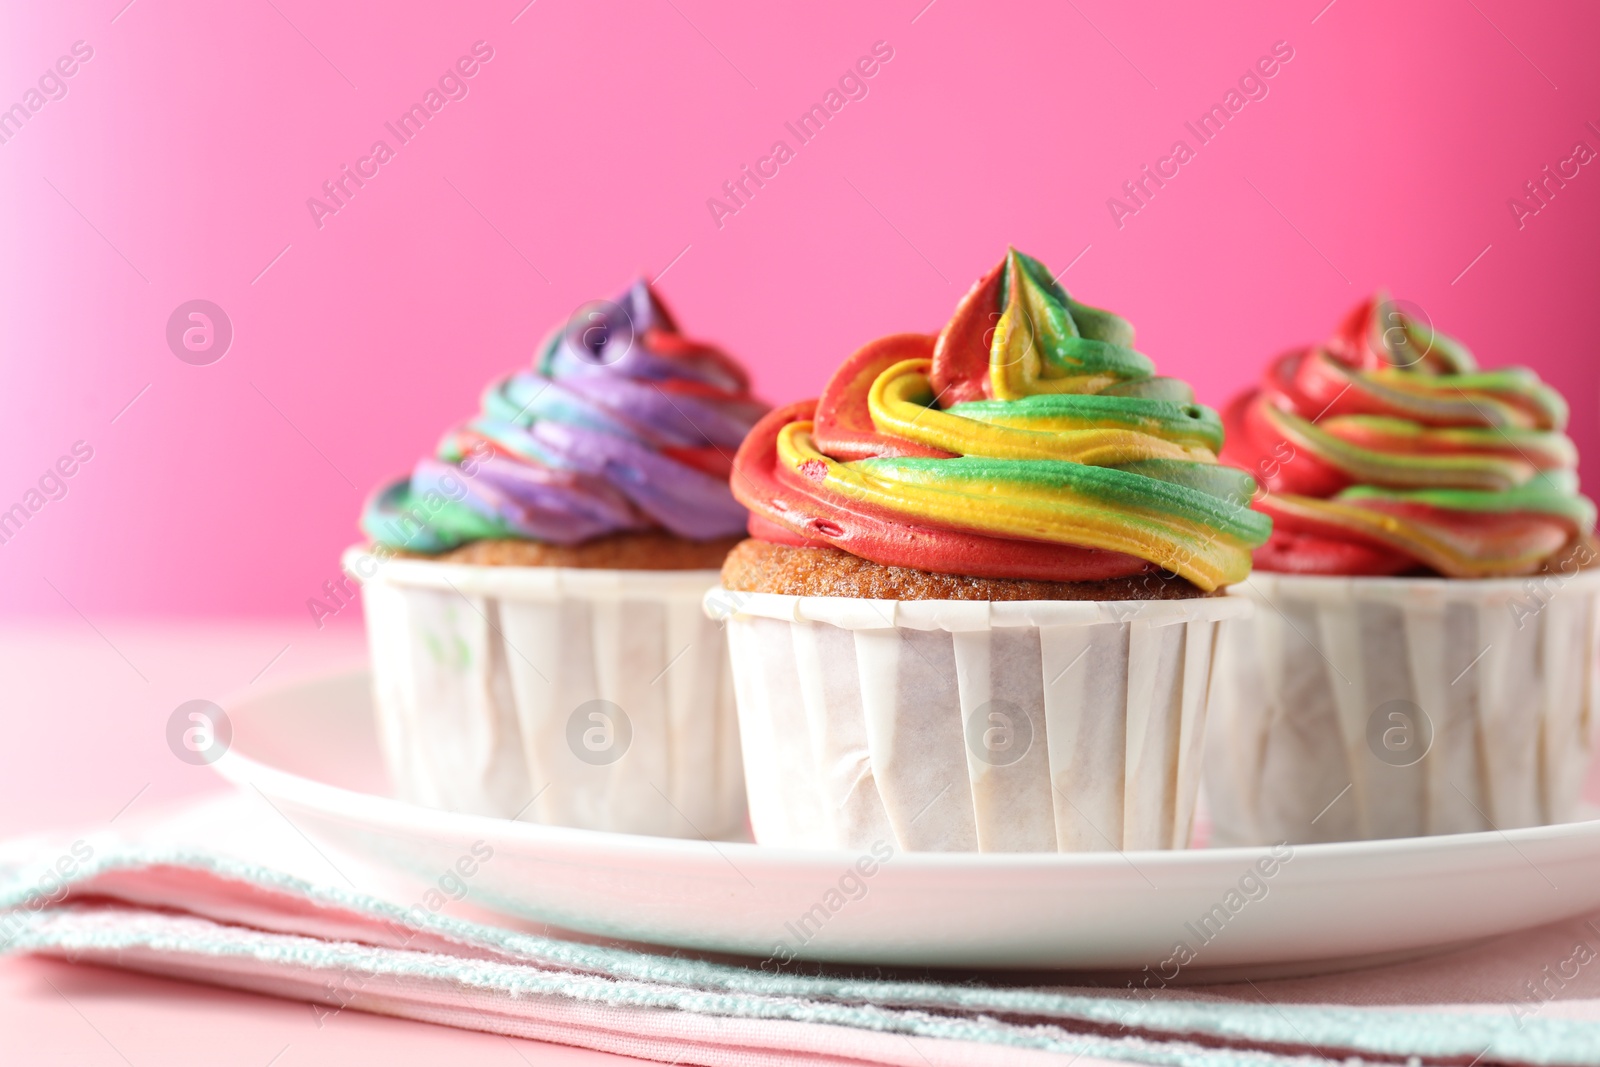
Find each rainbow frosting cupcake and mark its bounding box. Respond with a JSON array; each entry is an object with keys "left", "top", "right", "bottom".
[
  {"left": 1207, "top": 294, "right": 1600, "bottom": 844},
  {"left": 349, "top": 280, "right": 762, "bottom": 838},
  {"left": 723, "top": 247, "right": 1270, "bottom": 599},
  {"left": 1222, "top": 294, "right": 1592, "bottom": 578},
  {"left": 706, "top": 249, "right": 1267, "bottom": 853}
]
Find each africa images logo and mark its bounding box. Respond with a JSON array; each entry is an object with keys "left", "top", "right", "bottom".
[
  {"left": 165, "top": 700, "right": 232, "bottom": 766},
  {"left": 705, "top": 40, "right": 896, "bottom": 230},
  {"left": 0, "top": 441, "right": 94, "bottom": 548},
  {"left": 1106, "top": 40, "right": 1296, "bottom": 229},
  {"left": 0, "top": 40, "right": 94, "bottom": 148},
  {"left": 305, "top": 41, "right": 496, "bottom": 230},
  {"left": 165, "top": 300, "right": 233, "bottom": 366}
]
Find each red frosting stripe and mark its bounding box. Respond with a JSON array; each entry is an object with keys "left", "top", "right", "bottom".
[
  {"left": 813, "top": 334, "right": 952, "bottom": 461},
  {"left": 928, "top": 259, "right": 1003, "bottom": 405},
  {"left": 1252, "top": 529, "right": 1414, "bottom": 576},
  {"left": 734, "top": 400, "right": 1154, "bottom": 582},
  {"left": 1255, "top": 486, "right": 1576, "bottom": 577}
]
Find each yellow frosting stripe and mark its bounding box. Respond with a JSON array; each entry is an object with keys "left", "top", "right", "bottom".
[
  {"left": 777, "top": 422, "right": 1259, "bottom": 590},
  {"left": 1263, "top": 492, "right": 1574, "bottom": 578},
  {"left": 868, "top": 359, "right": 1213, "bottom": 465},
  {"left": 1265, "top": 403, "right": 1540, "bottom": 491},
  {"left": 1358, "top": 367, "right": 1567, "bottom": 430}
]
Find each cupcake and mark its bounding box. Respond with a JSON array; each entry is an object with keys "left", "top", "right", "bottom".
[
  {"left": 1207, "top": 294, "right": 1599, "bottom": 844},
  {"left": 350, "top": 279, "right": 765, "bottom": 839},
  {"left": 705, "top": 248, "right": 1271, "bottom": 853}
]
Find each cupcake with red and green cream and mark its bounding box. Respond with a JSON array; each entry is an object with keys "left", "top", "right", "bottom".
[
  {"left": 1207, "top": 294, "right": 1600, "bottom": 845},
  {"left": 723, "top": 247, "right": 1271, "bottom": 601},
  {"left": 707, "top": 249, "right": 1267, "bottom": 853},
  {"left": 1222, "top": 294, "right": 1593, "bottom": 577}
]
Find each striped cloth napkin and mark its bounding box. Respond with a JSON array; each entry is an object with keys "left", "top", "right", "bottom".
[{"left": 3, "top": 795, "right": 1599, "bottom": 1067}]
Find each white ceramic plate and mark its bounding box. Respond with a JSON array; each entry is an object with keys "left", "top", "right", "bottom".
[{"left": 216, "top": 671, "right": 1600, "bottom": 976}]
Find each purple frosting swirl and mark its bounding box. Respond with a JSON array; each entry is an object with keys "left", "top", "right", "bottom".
[{"left": 363, "top": 280, "right": 767, "bottom": 553}]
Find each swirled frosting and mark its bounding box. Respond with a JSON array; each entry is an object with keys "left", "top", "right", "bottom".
[
  {"left": 364, "top": 279, "right": 767, "bottom": 552},
  {"left": 731, "top": 249, "right": 1271, "bottom": 591},
  {"left": 1221, "top": 294, "right": 1595, "bottom": 577}
]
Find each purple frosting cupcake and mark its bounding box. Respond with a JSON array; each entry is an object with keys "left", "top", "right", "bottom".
[
  {"left": 348, "top": 279, "right": 762, "bottom": 837},
  {"left": 363, "top": 278, "right": 766, "bottom": 562}
]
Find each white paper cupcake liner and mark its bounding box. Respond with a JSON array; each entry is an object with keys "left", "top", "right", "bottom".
[
  {"left": 1207, "top": 569, "right": 1600, "bottom": 845},
  {"left": 703, "top": 590, "right": 1249, "bottom": 853},
  {"left": 345, "top": 548, "right": 744, "bottom": 840}
]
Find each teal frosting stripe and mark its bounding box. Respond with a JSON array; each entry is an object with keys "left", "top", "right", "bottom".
[{"left": 360, "top": 480, "right": 511, "bottom": 553}]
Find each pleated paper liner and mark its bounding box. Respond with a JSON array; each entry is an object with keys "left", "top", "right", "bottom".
[
  {"left": 348, "top": 548, "right": 745, "bottom": 840},
  {"left": 705, "top": 590, "right": 1248, "bottom": 853},
  {"left": 1207, "top": 569, "right": 1600, "bottom": 845}
]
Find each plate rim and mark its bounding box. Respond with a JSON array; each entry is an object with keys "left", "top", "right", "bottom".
[{"left": 216, "top": 667, "right": 1600, "bottom": 874}]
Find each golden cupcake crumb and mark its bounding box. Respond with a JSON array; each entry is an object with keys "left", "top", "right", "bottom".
[
  {"left": 720, "top": 539, "right": 1213, "bottom": 601},
  {"left": 393, "top": 532, "right": 743, "bottom": 570}
]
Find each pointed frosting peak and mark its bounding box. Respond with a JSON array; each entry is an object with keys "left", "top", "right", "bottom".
[
  {"left": 1327, "top": 291, "right": 1476, "bottom": 376},
  {"left": 931, "top": 248, "right": 1153, "bottom": 405}
]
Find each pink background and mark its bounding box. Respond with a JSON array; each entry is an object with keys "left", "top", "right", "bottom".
[{"left": 3, "top": 0, "right": 1599, "bottom": 622}]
